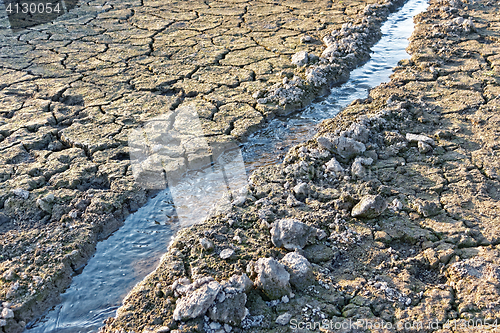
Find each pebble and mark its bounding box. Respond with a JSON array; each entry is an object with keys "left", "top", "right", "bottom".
[
  {"left": 11, "top": 188, "right": 29, "bottom": 200},
  {"left": 276, "top": 312, "right": 293, "bottom": 325},
  {"left": 406, "top": 133, "right": 436, "bottom": 146},
  {"left": 351, "top": 195, "right": 387, "bottom": 219},
  {"left": 200, "top": 238, "right": 214, "bottom": 251},
  {"left": 220, "top": 248, "right": 235, "bottom": 260}
]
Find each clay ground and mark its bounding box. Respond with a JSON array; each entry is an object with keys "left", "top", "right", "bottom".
[
  {"left": 0, "top": 0, "right": 409, "bottom": 331},
  {"left": 99, "top": 0, "right": 500, "bottom": 332}
]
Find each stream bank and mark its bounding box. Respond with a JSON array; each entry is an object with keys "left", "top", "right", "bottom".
[{"left": 101, "top": 0, "right": 500, "bottom": 332}]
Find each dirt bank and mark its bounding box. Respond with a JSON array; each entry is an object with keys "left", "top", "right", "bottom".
[{"left": 100, "top": 0, "right": 500, "bottom": 332}]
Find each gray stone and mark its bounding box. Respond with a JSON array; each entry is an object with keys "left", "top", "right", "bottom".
[
  {"left": 325, "top": 157, "right": 344, "bottom": 176},
  {"left": 406, "top": 133, "right": 436, "bottom": 146},
  {"left": 351, "top": 156, "right": 373, "bottom": 179},
  {"left": 351, "top": 195, "right": 387, "bottom": 219},
  {"left": 11, "top": 188, "right": 29, "bottom": 199},
  {"left": 200, "top": 238, "right": 214, "bottom": 251},
  {"left": 227, "top": 274, "right": 253, "bottom": 293},
  {"left": 0, "top": 213, "right": 10, "bottom": 226},
  {"left": 317, "top": 136, "right": 333, "bottom": 151},
  {"left": 271, "top": 219, "right": 315, "bottom": 250},
  {"left": 291, "top": 51, "right": 309, "bottom": 67},
  {"left": 276, "top": 312, "right": 293, "bottom": 325},
  {"left": 293, "top": 182, "right": 308, "bottom": 199},
  {"left": 173, "top": 280, "right": 221, "bottom": 321},
  {"left": 280, "top": 252, "right": 314, "bottom": 290},
  {"left": 0, "top": 319, "right": 6, "bottom": 327},
  {"left": 220, "top": 248, "right": 235, "bottom": 260},
  {"left": 207, "top": 292, "right": 247, "bottom": 325},
  {"left": 418, "top": 141, "right": 432, "bottom": 153},
  {"left": 251, "top": 258, "right": 291, "bottom": 300},
  {"left": 1, "top": 308, "right": 14, "bottom": 319},
  {"left": 334, "top": 136, "right": 366, "bottom": 160}
]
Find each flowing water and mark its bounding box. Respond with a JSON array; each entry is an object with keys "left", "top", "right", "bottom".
[{"left": 25, "top": 0, "right": 428, "bottom": 330}]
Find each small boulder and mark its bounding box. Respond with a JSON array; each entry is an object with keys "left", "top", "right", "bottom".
[
  {"left": 293, "top": 183, "right": 308, "bottom": 199},
  {"left": 1, "top": 308, "right": 14, "bottom": 319},
  {"left": 207, "top": 292, "right": 247, "bottom": 326},
  {"left": 271, "top": 219, "right": 316, "bottom": 250},
  {"left": 173, "top": 280, "right": 221, "bottom": 321},
  {"left": 200, "top": 238, "right": 214, "bottom": 251},
  {"left": 276, "top": 312, "right": 293, "bottom": 325},
  {"left": 325, "top": 157, "right": 344, "bottom": 176},
  {"left": 220, "top": 248, "right": 235, "bottom": 260},
  {"left": 406, "top": 133, "right": 436, "bottom": 146},
  {"left": 333, "top": 136, "right": 366, "bottom": 160},
  {"left": 351, "top": 195, "right": 387, "bottom": 219},
  {"left": 251, "top": 258, "right": 291, "bottom": 300},
  {"left": 291, "top": 51, "right": 309, "bottom": 67},
  {"left": 281, "top": 252, "right": 314, "bottom": 290}
]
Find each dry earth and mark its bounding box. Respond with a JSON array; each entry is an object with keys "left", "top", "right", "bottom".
[
  {"left": 0, "top": 0, "right": 414, "bottom": 331},
  {"left": 98, "top": 0, "right": 500, "bottom": 332}
]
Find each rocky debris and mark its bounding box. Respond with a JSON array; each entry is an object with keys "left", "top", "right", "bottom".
[
  {"left": 280, "top": 252, "right": 314, "bottom": 290},
  {"left": 173, "top": 279, "right": 221, "bottom": 321},
  {"left": 351, "top": 195, "right": 387, "bottom": 219},
  {"left": 248, "top": 258, "right": 291, "bottom": 300},
  {"left": 10, "top": 188, "right": 29, "bottom": 200},
  {"left": 1, "top": 308, "right": 14, "bottom": 319},
  {"left": 350, "top": 156, "right": 373, "bottom": 179},
  {"left": 270, "top": 218, "right": 321, "bottom": 250},
  {"left": 207, "top": 292, "right": 247, "bottom": 325}
]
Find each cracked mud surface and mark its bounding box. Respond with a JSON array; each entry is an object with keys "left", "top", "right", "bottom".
[
  {"left": 0, "top": 0, "right": 414, "bottom": 331},
  {"left": 99, "top": 0, "right": 500, "bottom": 332}
]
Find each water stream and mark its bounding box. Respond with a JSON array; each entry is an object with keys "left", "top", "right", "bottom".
[{"left": 25, "top": 0, "right": 428, "bottom": 331}]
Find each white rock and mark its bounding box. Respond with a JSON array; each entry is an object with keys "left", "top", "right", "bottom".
[
  {"left": 351, "top": 195, "right": 387, "bottom": 219},
  {"left": 333, "top": 136, "right": 366, "bottom": 159},
  {"left": 281, "top": 252, "right": 314, "bottom": 290},
  {"left": 291, "top": 51, "right": 309, "bottom": 67},
  {"left": 271, "top": 219, "right": 316, "bottom": 250},
  {"left": 325, "top": 157, "right": 344, "bottom": 176},
  {"left": 11, "top": 188, "right": 29, "bottom": 200},
  {"left": 406, "top": 133, "right": 436, "bottom": 146},
  {"left": 293, "top": 183, "right": 308, "bottom": 198},
  {"left": 252, "top": 258, "right": 291, "bottom": 300},
  {"left": 276, "top": 312, "right": 293, "bottom": 325},
  {"left": 173, "top": 281, "right": 221, "bottom": 321},
  {"left": 2, "top": 308, "right": 14, "bottom": 319},
  {"left": 200, "top": 238, "right": 214, "bottom": 251},
  {"left": 220, "top": 249, "right": 235, "bottom": 260}
]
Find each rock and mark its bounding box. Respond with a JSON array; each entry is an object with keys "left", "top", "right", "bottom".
[
  {"left": 0, "top": 319, "right": 6, "bottom": 326},
  {"left": 200, "top": 238, "right": 214, "bottom": 251},
  {"left": 291, "top": 51, "right": 309, "bottom": 67},
  {"left": 227, "top": 274, "right": 253, "bottom": 293},
  {"left": 281, "top": 252, "right": 314, "bottom": 290},
  {"left": 293, "top": 182, "right": 308, "bottom": 199},
  {"left": 325, "top": 157, "right": 344, "bottom": 176},
  {"left": 173, "top": 280, "right": 221, "bottom": 321},
  {"left": 276, "top": 312, "right": 293, "bottom": 325},
  {"left": 406, "top": 133, "right": 436, "bottom": 146},
  {"left": 300, "top": 35, "right": 313, "bottom": 43},
  {"left": 303, "top": 244, "right": 336, "bottom": 263},
  {"left": 220, "top": 248, "right": 235, "bottom": 260},
  {"left": 251, "top": 258, "right": 291, "bottom": 300},
  {"left": 418, "top": 141, "right": 432, "bottom": 153},
  {"left": 207, "top": 292, "right": 247, "bottom": 325},
  {"left": 351, "top": 195, "right": 387, "bottom": 219},
  {"left": 350, "top": 157, "right": 372, "bottom": 179},
  {"left": 345, "top": 123, "right": 370, "bottom": 143},
  {"left": 271, "top": 219, "right": 316, "bottom": 250},
  {"left": 317, "top": 136, "right": 333, "bottom": 151},
  {"left": 1, "top": 308, "right": 14, "bottom": 319},
  {"left": 36, "top": 193, "right": 55, "bottom": 213},
  {"left": 333, "top": 136, "right": 366, "bottom": 160},
  {"left": 11, "top": 188, "right": 29, "bottom": 199},
  {"left": 412, "top": 199, "right": 441, "bottom": 217}
]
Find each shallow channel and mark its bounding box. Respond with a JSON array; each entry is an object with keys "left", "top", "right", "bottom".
[{"left": 25, "top": 0, "right": 428, "bottom": 331}]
